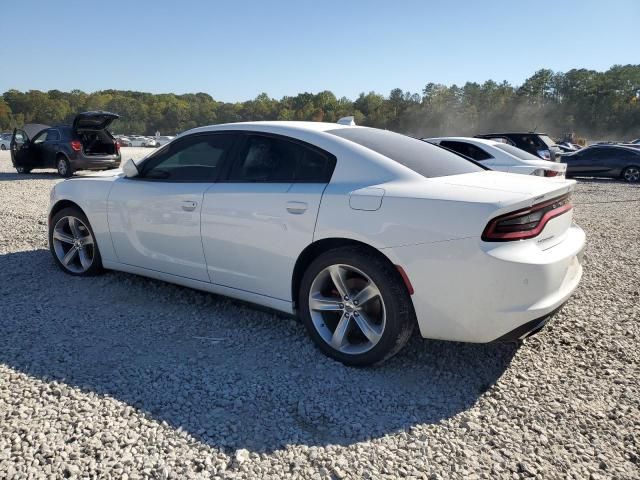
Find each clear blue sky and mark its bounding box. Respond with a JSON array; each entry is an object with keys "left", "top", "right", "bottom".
[{"left": 3, "top": 0, "right": 638, "bottom": 102}]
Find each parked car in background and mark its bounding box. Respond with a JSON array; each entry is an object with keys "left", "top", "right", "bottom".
[
  {"left": 562, "top": 144, "right": 640, "bottom": 182},
  {"left": 10, "top": 111, "right": 121, "bottom": 177},
  {"left": 47, "top": 121, "right": 584, "bottom": 365},
  {"left": 629, "top": 138, "right": 640, "bottom": 145},
  {"left": 127, "top": 136, "right": 150, "bottom": 147},
  {"left": 475, "top": 132, "right": 562, "bottom": 162},
  {"left": 116, "top": 136, "right": 132, "bottom": 147},
  {"left": 144, "top": 137, "right": 158, "bottom": 148},
  {"left": 155, "top": 135, "right": 175, "bottom": 146},
  {"left": 0, "top": 133, "right": 12, "bottom": 150},
  {"left": 424, "top": 137, "right": 566, "bottom": 177}
]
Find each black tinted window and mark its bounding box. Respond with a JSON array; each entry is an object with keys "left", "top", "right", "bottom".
[
  {"left": 229, "top": 135, "right": 334, "bottom": 183},
  {"left": 440, "top": 141, "right": 492, "bottom": 161},
  {"left": 141, "top": 133, "right": 233, "bottom": 182},
  {"left": 47, "top": 129, "right": 60, "bottom": 141},
  {"left": 328, "top": 128, "right": 483, "bottom": 177},
  {"left": 617, "top": 148, "right": 639, "bottom": 159}
]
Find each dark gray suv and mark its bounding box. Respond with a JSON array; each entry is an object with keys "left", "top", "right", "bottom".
[
  {"left": 474, "top": 132, "right": 562, "bottom": 162},
  {"left": 10, "top": 111, "right": 121, "bottom": 177}
]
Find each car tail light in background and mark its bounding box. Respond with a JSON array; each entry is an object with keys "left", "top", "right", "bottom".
[
  {"left": 70, "top": 140, "right": 82, "bottom": 152},
  {"left": 482, "top": 194, "right": 572, "bottom": 242},
  {"left": 544, "top": 170, "right": 560, "bottom": 177},
  {"left": 537, "top": 148, "right": 551, "bottom": 160},
  {"left": 115, "top": 141, "right": 120, "bottom": 153}
]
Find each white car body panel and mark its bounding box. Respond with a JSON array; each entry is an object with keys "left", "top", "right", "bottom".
[
  {"left": 49, "top": 122, "right": 585, "bottom": 344},
  {"left": 107, "top": 180, "right": 210, "bottom": 282},
  {"left": 201, "top": 182, "right": 325, "bottom": 300},
  {"left": 426, "top": 137, "right": 566, "bottom": 176}
]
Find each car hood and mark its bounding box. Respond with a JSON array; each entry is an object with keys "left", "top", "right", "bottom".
[{"left": 73, "top": 111, "right": 119, "bottom": 131}]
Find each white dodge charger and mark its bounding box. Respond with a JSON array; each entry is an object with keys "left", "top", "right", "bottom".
[
  {"left": 48, "top": 122, "right": 585, "bottom": 365},
  {"left": 424, "top": 137, "right": 567, "bottom": 177}
]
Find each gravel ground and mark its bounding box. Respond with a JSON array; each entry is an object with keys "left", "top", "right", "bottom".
[{"left": 0, "top": 148, "right": 638, "bottom": 479}]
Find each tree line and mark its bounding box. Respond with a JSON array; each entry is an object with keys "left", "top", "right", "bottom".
[{"left": 1, "top": 65, "right": 639, "bottom": 141}]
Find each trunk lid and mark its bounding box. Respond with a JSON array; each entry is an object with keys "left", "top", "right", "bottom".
[
  {"left": 441, "top": 170, "right": 574, "bottom": 203},
  {"left": 73, "top": 111, "right": 119, "bottom": 131},
  {"left": 442, "top": 171, "right": 575, "bottom": 250}
]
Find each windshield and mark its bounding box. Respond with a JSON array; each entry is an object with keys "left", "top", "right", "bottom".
[
  {"left": 327, "top": 128, "right": 484, "bottom": 178},
  {"left": 539, "top": 135, "right": 557, "bottom": 148},
  {"left": 495, "top": 143, "right": 542, "bottom": 161}
]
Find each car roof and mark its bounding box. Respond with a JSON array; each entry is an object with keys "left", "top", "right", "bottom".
[
  {"left": 185, "top": 121, "right": 354, "bottom": 137},
  {"left": 425, "top": 136, "right": 502, "bottom": 147},
  {"left": 476, "top": 132, "right": 549, "bottom": 136},
  {"left": 587, "top": 144, "right": 640, "bottom": 152}
]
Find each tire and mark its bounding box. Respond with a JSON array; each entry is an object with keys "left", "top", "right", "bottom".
[
  {"left": 15, "top": 166, "right": 31, "bottom": 174},
  {"left": 57, "top": 156, "right": 72, "bottom": 178},
  {"left": 622, "top": 166, "right": 640, "bottom": 183},
  {"left": 49, "top": 207, "right": 103, "bottom": 276},
  {"left": 298, "top": 246, "right": 415, "bottom": 366},
  {"left": 1, "top": 144, "right": 6, "bottom": 150}
]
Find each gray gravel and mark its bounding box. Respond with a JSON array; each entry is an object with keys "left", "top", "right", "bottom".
[{"left": 0, "top": 148, "right": 638, "bottom": 479}]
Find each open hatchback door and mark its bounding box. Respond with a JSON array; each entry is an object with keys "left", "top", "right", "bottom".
[{"left": 72, "top": 111, "right": 119, "bottom": 131}]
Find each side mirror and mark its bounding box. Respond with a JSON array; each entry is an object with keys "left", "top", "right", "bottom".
[{"left": 123, "top": 158, "right": 139, "bottom": 178}]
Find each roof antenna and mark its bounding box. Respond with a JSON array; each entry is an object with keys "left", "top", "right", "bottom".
[{"left": 337, "top": 116, "right": 356, "bottom": 126}]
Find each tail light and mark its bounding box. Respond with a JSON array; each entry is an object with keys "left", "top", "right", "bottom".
[
  {"left": 70, "top": 140, "right": 82, "bottom": 152},
  {"left": 544, "top": 170, "right": 560, "bottom": 177},
  {"left": 115, "top": 141, "right": 120, "bottom": 153},
  {"left": 537, "top": 148, "right": 551, "bottom": 160},
  {"left": 482, "top": 194, "right": 572, "bottom": 242}
]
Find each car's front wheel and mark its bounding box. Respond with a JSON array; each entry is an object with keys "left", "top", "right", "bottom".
[
  {"left": 49, "top": 207, "right": 103, "bottom": 276},
  {"left": 622, "top": 166, "right": 640, "bottom": 183},
  {"left": 1, "top": 144, "right": 6, "bottom": 150},
  {"left": 299, "top": 247, "right": 415, "bottom": 366},
  {"left": 15, "top": 166, "right": 31, "bottom": 174}
]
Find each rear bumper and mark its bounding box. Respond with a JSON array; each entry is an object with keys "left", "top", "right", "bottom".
[
  {"left": 492, "top": 304, "right": 564, "bottom": 342},
  {"left": 70, "top": 156, "right": 121, "bottom": 171},
  {"left": 384, "top": 223, "right": 585, "bottom": 343}
]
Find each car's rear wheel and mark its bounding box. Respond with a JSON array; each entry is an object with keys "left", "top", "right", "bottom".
[
  {"left": 622, "top": 166, "right": 640, "bottom": 183},
  {"left": 15, "top": 166, "right": 31, "bottom": 174},
  {"left": 1, "top": 144, "right": 6, "bottom": 150},
  {"left": 299, "top": 247, "right": 415, "bottom": 366},
  {"left": 49, "top": 207, "right": 103, "bottom": 276},
  {"left": 57, "top": 156, "right": 72, "bottom": 178}
]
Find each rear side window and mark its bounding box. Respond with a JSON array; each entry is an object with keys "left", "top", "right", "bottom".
[
  {"left": 328, "top": 128, "right": 483, "bottom": 177},
  {"left": 47, "top": 129, "right": 60, "bottom": 141},
  {"left": 440, "top": 141, "right": 492, "bottom": 161},
  {"left": 494, "top": 143, "right": 541, "bottom": 161},
  {"left": 228, "top": 134, "right": 334, "bottom": 183}
]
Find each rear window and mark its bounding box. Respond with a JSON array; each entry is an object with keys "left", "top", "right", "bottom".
[
  {"left": 539, "top": 135, "right": 557, "bottom": 148},
  {"left": 327, "top": 127, "right": 483, "bottom": 178},
  {"left": 494, "top": 143, "right": 542, "bottom": 161}
]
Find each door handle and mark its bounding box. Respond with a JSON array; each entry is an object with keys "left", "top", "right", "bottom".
[
  {"left": 181, "top": 200, "right": 197, "bottom": 211},
  {"left": 286, "top": 201, "right": 308, "bottom": 214}
]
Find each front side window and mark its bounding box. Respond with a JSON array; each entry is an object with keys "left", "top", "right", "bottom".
[
  {"left": 228, "top": 135, "right": 334, "bottom": 183},
  {"left": 140, "top": 133, "right": 234, "bottom": 182},
  {"left": 13, "top": 131, "right": 26, "bottom": 144},
  {"left": 328, "top": 128, "right": 483, "bottom": 178}
]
